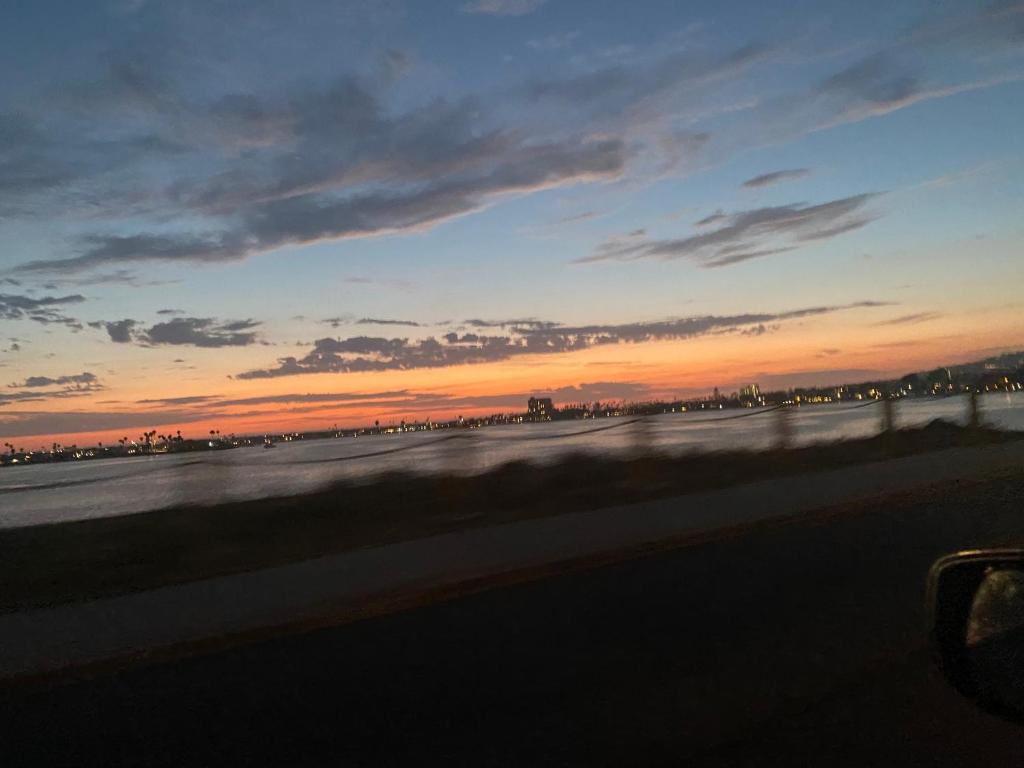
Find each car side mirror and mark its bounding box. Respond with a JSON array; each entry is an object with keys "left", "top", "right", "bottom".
[{"left": 928, "top": 550, "right": 1024, "bottom": 722}]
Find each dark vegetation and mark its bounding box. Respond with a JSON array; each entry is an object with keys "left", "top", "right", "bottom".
[{"left": 1, "top": 419, "right": 1020, "bottom": 614}]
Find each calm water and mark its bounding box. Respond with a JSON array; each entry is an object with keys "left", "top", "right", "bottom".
[{"left": 2, "top": 392, "right": 1022, "bottom": 529}]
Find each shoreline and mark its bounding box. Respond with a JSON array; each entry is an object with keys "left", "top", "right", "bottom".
[{"left": 2, "top": 419, "right": 1021, "bottom": 615}]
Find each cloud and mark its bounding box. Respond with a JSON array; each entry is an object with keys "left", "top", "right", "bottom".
[
  {"left": 462, "top": 0, "right": 547, "bottom": 16},
  {"left": 90, "top": 319, "right": 138, "bottom": 343},
  {"left": 355, "top": 317, "right": 422, "bottom": 327},
  {"left": 38, "top": 270, "right": 179, "bottom": 289},
  {"left": 6, "top": 2, "right": 1020, "bottom": 278},
  {"left": 236, "top": 301, "right": 889, "bottom": 379},
  {"left": 0, "top": 292, "right": 86, "bottom": 329},
  {"left": 742, "top": 168, "right": 810, "bottom": 189},
  {"left": 156, "top": 308, "right": 184, "bottom": 315},
  {"left": 581, "top": 193, "right": 880, "bottom": 267},
  {"left": 0, "top": 372, "right": 104, "bottom": 406},
  {"left": 528, "top": 42, "right": 773, "bottom": 109},
  {"left": 143, "top": 317, "right": 261, "bottom": 347},
  {"left": 322, "top": 315, "right": 354, "bottom": 329},
  {"left": 10, "top": 372, "right": 98, "bottom": 388},
  {"left": 874, "top": 311, "right": 942, "bottom": 326},
  {"left": 17, "top": 133, "right": 625, "bottom": 272},
  {"left": 810, "top": 54, "right": 1020, "bottom": 131},
  {"left": 0, "top": 292, "right": 86, "bottom": 320},
  {"left": 90, "top": 317, "right": 261, "bottom": 347}
]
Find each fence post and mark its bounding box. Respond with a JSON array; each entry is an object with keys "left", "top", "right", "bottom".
[
  {"left": 774, "top": 405, "right": 793, "bottom": 450},
  {"left": 967, "top": 390, "right": 982, "bottom": 429},
  {"left": 630, "top": 416, "right": 653, "bottom": 458},
  {"left": 881, "top": 397, "right": 896, "bottom": 434}
]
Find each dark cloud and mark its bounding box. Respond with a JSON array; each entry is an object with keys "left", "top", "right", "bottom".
[
  {"left": 820, "top": 56, "right": 919, "bottom": 106},
  {"left": 143, "top": 317, "right": 261, "bottom": 347},
  {"left": 17, "top": 133, "right": 625, "bottom": 272},
  {"left": 695, "top": 211, "right": 725, "bottom": 227},
  {"left": 742, "top": 168, "right": 810, "bottom": 188},
  {"left": 11, "top": 372, "right": 98, "bottom": 388},
  {"left": 0, "top": 292, "right": 86, "bottom": 329},
  {"left": 156, "top": 308, "right": 184, "bottom": 315},
  {"left": 355, "top": 318, "right": 422, "bottom": 327},
  {"left": 236, "top": 301, "right": 889, "bottom": 379},
  {"left": 0, "top": 373, "right": 105, "bottom": 406},
  {"left": 5, "top": 2, "right": 1017, "bottom": 278},
  {"left": 322, "top": 315, "right": 354, "bottom": 329},
  {"left": 462, "top": 0, "right": 547, "bottom": 16},
  {"left": 90, "top": 319, "right": 138, "bottom": 343},
  {"left": 529, "top": 42, "right": 773, "bottom": 109},
  {"left": 810, "top": 54, "right": 983, "bottom": 128},
  {"left": 581, "top": 193, "right": 880, "bottom": 267},
  {"left": 90, "top": 317, "right": 260, "bottom": 347}
]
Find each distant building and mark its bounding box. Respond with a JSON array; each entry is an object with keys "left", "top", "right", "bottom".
[
  {"left": 739, "top": 383, "right": 760, "bottom": 399},
  {"left": 527, "top": 397, "right": 554, "bottom": 421},
  {"left": 738, "top": 383, "right": 763, "bottom": 407}
]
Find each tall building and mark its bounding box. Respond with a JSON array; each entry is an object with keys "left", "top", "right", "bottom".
[
  {"left": 739, "top": 383, "right": 760, "bottom": 399},
  {"left": 527, "top": 397, "right": 554, "bottom": 421}
]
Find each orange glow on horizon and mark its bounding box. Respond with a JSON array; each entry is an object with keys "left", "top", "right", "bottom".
[{"left": 4, "top": 304, "right": 1021, "bottom": 448}]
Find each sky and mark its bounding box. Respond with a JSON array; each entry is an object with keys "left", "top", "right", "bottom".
[{"left": 1, "top": 0, "right": 1022, "bottom": 446}]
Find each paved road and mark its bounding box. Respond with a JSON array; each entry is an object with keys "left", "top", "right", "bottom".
[{"left": 4, "top": 471, "right": 1024, "bottom": 766}]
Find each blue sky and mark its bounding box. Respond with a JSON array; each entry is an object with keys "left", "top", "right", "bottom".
[{"left": 0, "top": 0, "right": 1022, "bottom": 441}]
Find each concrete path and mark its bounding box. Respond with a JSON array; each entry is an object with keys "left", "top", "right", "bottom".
[{"left": 3, "top": 442, "right": 1023, "bottom": 681}]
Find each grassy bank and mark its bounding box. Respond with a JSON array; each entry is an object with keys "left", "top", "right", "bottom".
[{"left": 1, "top": 420, "right": 1021, "bottom": 614}]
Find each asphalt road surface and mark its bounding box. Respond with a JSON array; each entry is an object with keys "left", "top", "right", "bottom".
[{"left": 4, "top": 470, "right": 1024, "bottom": 766}]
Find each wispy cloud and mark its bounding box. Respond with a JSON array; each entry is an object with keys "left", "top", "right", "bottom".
[
  {"left": 742, "top": 168, "right": 810, "bottom": 188},
  {"left": 581, "top": 193, "right": 881, "bottom": 267},
  {"left": 0, "top": 292, "right": 85, "bottom": 329},
  {"left": 236, "top": 301, "right": 889, "bottom": 379},
  {"left": 10, "top": 372, "right": 98, "bottom": 388},
  {"left": 6, "top": 2, "right": 1019, "bottom": 277},
  {"left": 874, "top": 311, "right": 942, "bottom": 326},
  {"left": 1, "top": 372, "right": 104, "bottom": 406}
]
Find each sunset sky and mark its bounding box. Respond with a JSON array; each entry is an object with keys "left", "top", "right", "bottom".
[{"left": 1, "top": 0, "right": 1022, "bottom": 447}]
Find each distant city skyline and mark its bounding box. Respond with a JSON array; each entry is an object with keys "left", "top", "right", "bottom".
[{"left": 1, "top": 0, "right": 1022, "bottom": 445}]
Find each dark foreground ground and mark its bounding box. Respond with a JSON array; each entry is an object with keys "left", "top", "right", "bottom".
[
  {"left": 4, "top": 468, "right": 1024, "bottom": 766},
  {"left": 3, "top": 420, "right": 1019, "bottom": 613}
]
